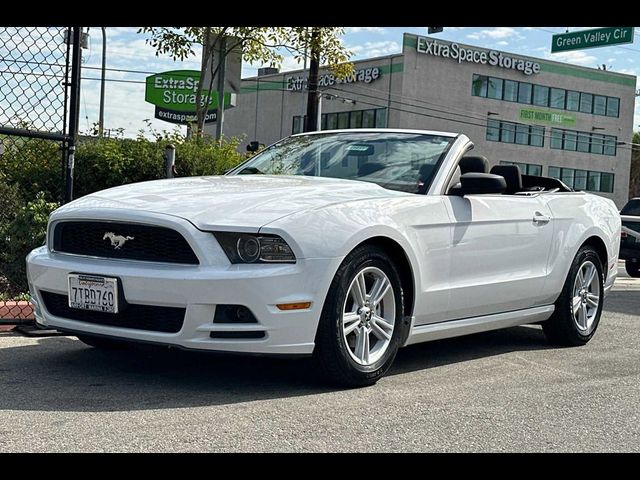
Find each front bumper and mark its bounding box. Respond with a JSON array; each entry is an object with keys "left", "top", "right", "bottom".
[{"left": 26, "top": 246, "right": 342, "bottom": 355}]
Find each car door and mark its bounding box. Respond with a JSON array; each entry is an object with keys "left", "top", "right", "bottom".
[{"left": 439, "top": 193, "right": 554, "bottom": 321}]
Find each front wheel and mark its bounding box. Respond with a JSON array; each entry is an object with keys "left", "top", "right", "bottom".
[
  {"left": 313, "top": 245, "right": 409, "bottom": 387},
  {"left": 542, "top": 246, "right": 604, "bottom": 346},
  {"left": 625, "top": 261, "right": 640, "bottom": 278}
]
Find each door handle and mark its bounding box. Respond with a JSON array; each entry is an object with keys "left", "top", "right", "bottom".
[{"left": 532, "top": 212, "right": 550, "bottom": 225}]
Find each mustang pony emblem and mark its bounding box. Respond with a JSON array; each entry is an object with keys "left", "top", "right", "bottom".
[{"left": 103, "top": 232, "right": 134, "bottom": 249}]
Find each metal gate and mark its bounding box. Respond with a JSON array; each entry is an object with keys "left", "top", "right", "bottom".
[{"left": 0, "top": 26, "right": 82, "bottom": 325}]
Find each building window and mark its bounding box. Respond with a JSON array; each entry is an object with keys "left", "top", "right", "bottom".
[
  {"left": 533, "top": 85, "right": 549, "bottom": 107},
  {"left": 486, "top": 120, "right": 544, "bottom": 147},
  {"left": 548, "top": 166, "right": 561, "bottom": 179},
  {"left": 574, "top": 169, "right": 588, "bottom": 190},
  {"left": 591, "top": 134, "right": 604, "bottom": 155},
  {"left": 550, "top": 88, "right": 566, "bottom": 109},
  {"left": 362, "top": 109, "right": 375, "bottom": 128},
  {"left": 350, "top": 110, "right": 363, "bottom": 129},
  {"left": 302, "top": 108, "right": 388, "bottom": 133},
  {"left": 587, "top": 171, "right": 601, "bottom": 192},
  {"left": 576, "top": 132, "right": 590, "bottom": 153},
  {"left": 566, "top": 91, "right": 580, "bottom": 111},
  {"left": 550, "top": 129, "right": 563, "bottom": 149},
  {"left": 593, "top": 95, "right": 607, "bottom": 116},
  {"left": 550, "top": 128, "right": 617, "bottom": 156},
  {"left": 337, "top": 112, "right": 349, "bottom": 129},
  {"left": 471, "top": 73, "right": 620, "bottom": 119},
  {"left": 530, "top": 126, "right": 545, "bottom": 147},
  {"left": 486, "top": 119, "right": 500, "bottom": 142},
  {"left": 501, "top": 122, "right": 516, "bottom": 143},
  {"left": 580, "top": 92, "right": 593, "bottom": 113},
  {"left": 487, "top": 77, "right": 503, "bottom": 100},
  {"left": 561, "top": 168, "right": 575, "bottom": 188},
  {"left": 503, "top": 80, "right": 518, "bottom": 102},
  {"left": 499, "top": 161, "right": 542, "bottom": 176},
  {"left": 326, "top": 113, "right": 338, "bottom": 130},
  {"left": 564, "top": 130, "right": 577, "bottom": 151},
  {"left": 603, "top": 135, "right": 617, "bottom": 156},
  {"left": 515, "top": 124, "right": 529, "bottom": 145},
  {"left": 606, "top": 97, "right": 619, "bottom": 117},
  {"left": 518, "top": 82, "right": 532, "bottom": 104},
  {"left": 600, "top": 173, "right": 614, "bottom": 193},
  {"left": 549, "top": 166, "right": 618, "bottom": 194},
  {"left": 292, "top": 116, "right": 305, "bottom": 134},
  {"left": 472, "top": 74, "right": 488, "bottom": 97}
]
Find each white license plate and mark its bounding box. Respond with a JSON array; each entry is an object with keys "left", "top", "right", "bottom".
[{"left": 68, "top": 274, "right": 118, "bottom": 314}]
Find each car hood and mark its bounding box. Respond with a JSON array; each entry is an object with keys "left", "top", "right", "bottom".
[{"left": 58, "top": 175, "right": 407, "bottom": 231}]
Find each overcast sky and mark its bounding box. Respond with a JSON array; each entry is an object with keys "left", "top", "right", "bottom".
[{"left": 74, "top": 27, "right": 640, "bottom": 138}]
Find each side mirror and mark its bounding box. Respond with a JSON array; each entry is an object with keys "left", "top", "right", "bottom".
[{"left": 459, "top": 173, "right": 506, "bottom": 195}]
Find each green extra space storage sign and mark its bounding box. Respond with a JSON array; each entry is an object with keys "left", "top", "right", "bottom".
[
  {"left": 145, "top": 70, "right": 235, "bottom": 124},
  {"left": 519, "top": 107, "right": 576, "bottom": 127}
]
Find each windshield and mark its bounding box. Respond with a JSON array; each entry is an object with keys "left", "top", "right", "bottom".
[
  {"left": 621, "top": 199, "right": 640, "bottom": 216},
  {"left": 229, "top": 132, "right": 456, "bottom": 194}
]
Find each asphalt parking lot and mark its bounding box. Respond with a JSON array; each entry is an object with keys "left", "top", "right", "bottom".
[{"left": 1, "top": 267, "right": 638, "bottom": 452}]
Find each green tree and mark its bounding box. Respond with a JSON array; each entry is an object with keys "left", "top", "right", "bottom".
[
  {"left": 138, "top": 27, "right": 353, "bottom": 135},
  {"left": 630, "top": 131, "right": 640, "bottom": 199}
]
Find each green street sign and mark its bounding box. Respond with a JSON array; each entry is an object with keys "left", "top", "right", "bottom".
[
  {"left": 145, "top": 70, "right": 235, "bottom": 112},
  {"left": 519, "top": 107, "right": 576, "bottom": 127},
  {"left": 551, "top": 27, "right": 634, "bottom": 53}
]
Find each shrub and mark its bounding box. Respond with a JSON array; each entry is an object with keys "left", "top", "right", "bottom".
[
  {"left": 0, "top": 192, "right": 59, "bottom": 295},
  {"left": 0, "top": 137, "right": 62, "bottom": 202}
]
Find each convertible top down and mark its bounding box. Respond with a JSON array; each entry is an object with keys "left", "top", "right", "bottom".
[{"left": 27, "top": 129, "right": 621, "bottom": 386}]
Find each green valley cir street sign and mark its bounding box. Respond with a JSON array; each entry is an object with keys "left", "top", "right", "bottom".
[
  {"left": 519, "top": 107, "right": 576, "bottom": 127},
  {"left": 145, "top": 70, "right": 236, "bottom": 113},
  {"left": 552, "top": 27, "right": 634, "bottom": 53}
]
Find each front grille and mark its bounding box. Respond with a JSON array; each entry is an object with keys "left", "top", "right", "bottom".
[
  {"left": 53, "top": 221, "right": 199, "bottom": 264},
  {"left": 40, "top": 291, "right": 185, "bottom": 333}
]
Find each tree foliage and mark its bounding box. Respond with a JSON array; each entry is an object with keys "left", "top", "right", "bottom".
[
  {"left": 138, "top": 27, "right": 352, "bottom": 74},
  {"left": 138, "top": 27, "right": 354, "bottom": 134}
]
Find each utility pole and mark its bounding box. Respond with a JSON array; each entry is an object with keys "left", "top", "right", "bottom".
[
  {"left": 304, "top": 27, "right": 321, "bottom": 132},
  {"left": 98, "top": 27, "right": 106, "bottom": 137},
  {"left": 65, "top": 27, "right": 82, "bottom": 203},
  {"left": 215, "top": 35, "right": 227, "bottom": 142},
  {"left": 301, "top": 27, "right": 308, "bottom": 130}
]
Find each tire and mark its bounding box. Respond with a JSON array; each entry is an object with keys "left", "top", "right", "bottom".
[
  {"left": 625, "top": 261, "right": 640, "bottom": 278},
  {"left": 76, "top": 334, "right": 130, "bottom": 350},
  {"left": 313, "top": 244, "right": 409, "bottom": 387},
  {"left": 542, "top": 245, "right": 604, "bottom": 346}
]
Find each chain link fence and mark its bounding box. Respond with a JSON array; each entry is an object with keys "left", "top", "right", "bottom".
[{"left": 1, "top": 27, "right": 78, "bottom": 324}]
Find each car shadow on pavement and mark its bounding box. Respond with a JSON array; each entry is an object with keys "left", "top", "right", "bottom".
[
  {"left": 389, "top": 324, "right": 552, "bottom": 377},
  {"left": 602, "top": 290, "right": 640, "bottom": 316},
  {"left": 0, "top": 324, "right": 554, "bottom": 413}
]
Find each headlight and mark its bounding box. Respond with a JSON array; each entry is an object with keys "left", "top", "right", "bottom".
[{"left": 213, "top": 232, "right": 296, "bottom": 264}]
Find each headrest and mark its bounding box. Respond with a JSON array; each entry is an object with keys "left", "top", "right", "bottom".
[
  {"left": 490, "top": 164, "right": 523, "bottom": 194},
  {"left": 459, "top": 155, "right": 489, "bottom": 174}
]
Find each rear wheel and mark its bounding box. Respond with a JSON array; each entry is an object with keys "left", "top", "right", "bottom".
[
  {"left": 77, "top": 334, "right": 130, "bottom": 350},
  {"left": 313, "top": 245, "right": 409, "bottom": 387},
  {"left": 542, "top": 246, "right": 604, "bottom": 346},
  {"left": 625, "top": 261, "right": 640, "bottom": 278}
]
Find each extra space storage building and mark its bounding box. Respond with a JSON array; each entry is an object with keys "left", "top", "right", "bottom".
[{"left": 207, "top": 32, "right": 637, "bottom": 207}]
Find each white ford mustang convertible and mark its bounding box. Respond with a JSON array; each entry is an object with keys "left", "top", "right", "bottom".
[{"left": 26, "top": 129, "right": 621, "bottom": 386}]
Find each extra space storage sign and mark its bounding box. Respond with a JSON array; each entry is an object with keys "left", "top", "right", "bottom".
[{"left": 145, "top": 70, "right": 232, "bottom": 125}]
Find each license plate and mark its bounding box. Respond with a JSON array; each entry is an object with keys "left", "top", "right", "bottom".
[{"left": 68, "top": 274, "right": 118, "bottom": 313}]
